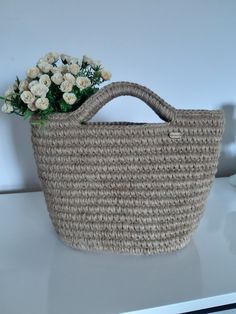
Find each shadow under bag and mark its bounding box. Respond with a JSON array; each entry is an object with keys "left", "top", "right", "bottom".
[{"left": 31, "top": 82, "right": 224, "bottom": 255}]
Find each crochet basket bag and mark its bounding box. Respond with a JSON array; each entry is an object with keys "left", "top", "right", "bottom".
[{"left": 31, "top": 82, "right": 224, "bottom": 255}]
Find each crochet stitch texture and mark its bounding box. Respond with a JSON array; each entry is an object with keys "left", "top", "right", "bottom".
[{"left": 31, "top": 82, "right": 224, "bottom": 254}]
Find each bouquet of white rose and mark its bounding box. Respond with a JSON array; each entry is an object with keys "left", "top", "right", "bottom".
[{"left": 0, "top": 52, "right": 111, "bottom": 125}]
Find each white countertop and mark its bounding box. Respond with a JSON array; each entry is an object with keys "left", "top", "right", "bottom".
[{"left": 0, "top": 178, "right": 236, "bottom": 314}]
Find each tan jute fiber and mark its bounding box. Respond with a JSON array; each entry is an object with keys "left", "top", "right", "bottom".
[{"left": 31, "top": 82, "right": 224, "bottom": 255}]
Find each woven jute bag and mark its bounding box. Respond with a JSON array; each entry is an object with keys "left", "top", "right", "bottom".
[{"left": 31, "top": 82, "right": 224, "bottom": 255}]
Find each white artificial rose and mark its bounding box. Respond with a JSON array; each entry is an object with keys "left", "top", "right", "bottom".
[
  {"left": 43, "top": 53, "right": 54, "bottom": 64},
  {"left": 4, "top": 85, "right": 16, "bottom": 97},
  {"left": 39, "top": 74, "right": 51, "bottom": 88},
  {"left": 63, "top": 73, "right": 75, "bottom": 84},
  {"left": 83, "top": 55, "right": 101, "bottom": 68},
  {"left": 69, "top": 57, "right": 82, "bottom": 66},
  {"left": 60, "top": 53, "right": 71, "bottom": 63},
  {"left": 37, "top": 58, "right": 44, "bottom": 64},
  {"left": 1, "top": 102, "right": 14, "bottom": 113},
  {"left": 30, "top": 83, "right": 49, "bottom": 97},
  {"left": 76, "top": 57, "right": 82, "bottom": 67},
  {"left": 91, "top": 59, "right": 101, "bottom": 69},
  {"left": 28, "top": 80, "right": 39, "bottom": 89},
  {"left": 83, "top": 55, "right": 94, "bottom": 65},
  {"left": 52, "top": 52, "right": 59, "bottom": 61},
  {"left": 19, "top": 80, "right": 29, "bottom": 92},
  {"left": 13, "top": 81, "right": 19, "bottom": 90},
  {"left": 63, "top": 92, "right": 77, "bottom": 105},
  {"left": 51, "top": 72, "right": 63, "bottom": 85},
  {"left": 20, "top": 91, "right": 35, "bottom": 104},
  {"left": 43, "top": 52, "right": 59, "bottom": 64},
  {"left": 51, "top": 66, "right": 61, "bottom": 74},
  {"left": 68, "top": 63, "right": 80, "bottom": 75},
  {"left": 37, "top": 61, "right": 53, "bottom": 73},
  {"left": 60, "top": 53, "right": 68, "bottom": 61},
  {"left": 68, "top": 57, "right": 77, "bottom": 64},
  {"left": 27, "top": 102, "right": 37, "bottom": 111},
  {"left": 52, "top": 64, "right": 68, "bottom": 74},
  {"left": 76, "top": 76, "right": 91, "bottom": 90},
  {"left": 26, "top": 67, "right": 40, "bottom": 79},
  {"left": 101, "top": 70, "right": 112, "bottom": 81},
  {"left": 60, "top": 80, "right": 73, "bottom": 92},
  {"left": 35, "top": 97, "right": 49, "bottom": 110},
  {"left": 59, "top": 64, "right": 68, "bottom": 73}
]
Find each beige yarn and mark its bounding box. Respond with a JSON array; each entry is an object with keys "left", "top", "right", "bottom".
[{"left": 31, "top": 82, "right": 224, "bottom": 255}]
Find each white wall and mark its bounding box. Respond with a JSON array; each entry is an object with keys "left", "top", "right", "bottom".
[{"left": 0, "top": 0, "right": 236, "bottom": 192}]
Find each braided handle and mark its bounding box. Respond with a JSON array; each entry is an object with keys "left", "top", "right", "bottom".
[{"left": 69, "top": 81, "right": 176, "bottom": 123}]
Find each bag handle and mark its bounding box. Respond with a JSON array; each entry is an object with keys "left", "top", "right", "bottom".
[{"left": 69, "top": 81, "right": 176, "bottom": 123}]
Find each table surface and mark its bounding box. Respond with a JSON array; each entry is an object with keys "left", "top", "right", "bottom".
[{"left": 0, "top": 178, "right": 236, "bottom": 314}]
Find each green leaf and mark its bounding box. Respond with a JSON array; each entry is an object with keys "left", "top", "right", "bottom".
[
  {"left": 23, "top": 109, "right": 34, "bottom": 120},
  {"left": 59, "top": 99, "right": 71, "bottom": 112},
  {"left": 16, "top": 76, "right": 20, "bottom": 86}
]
